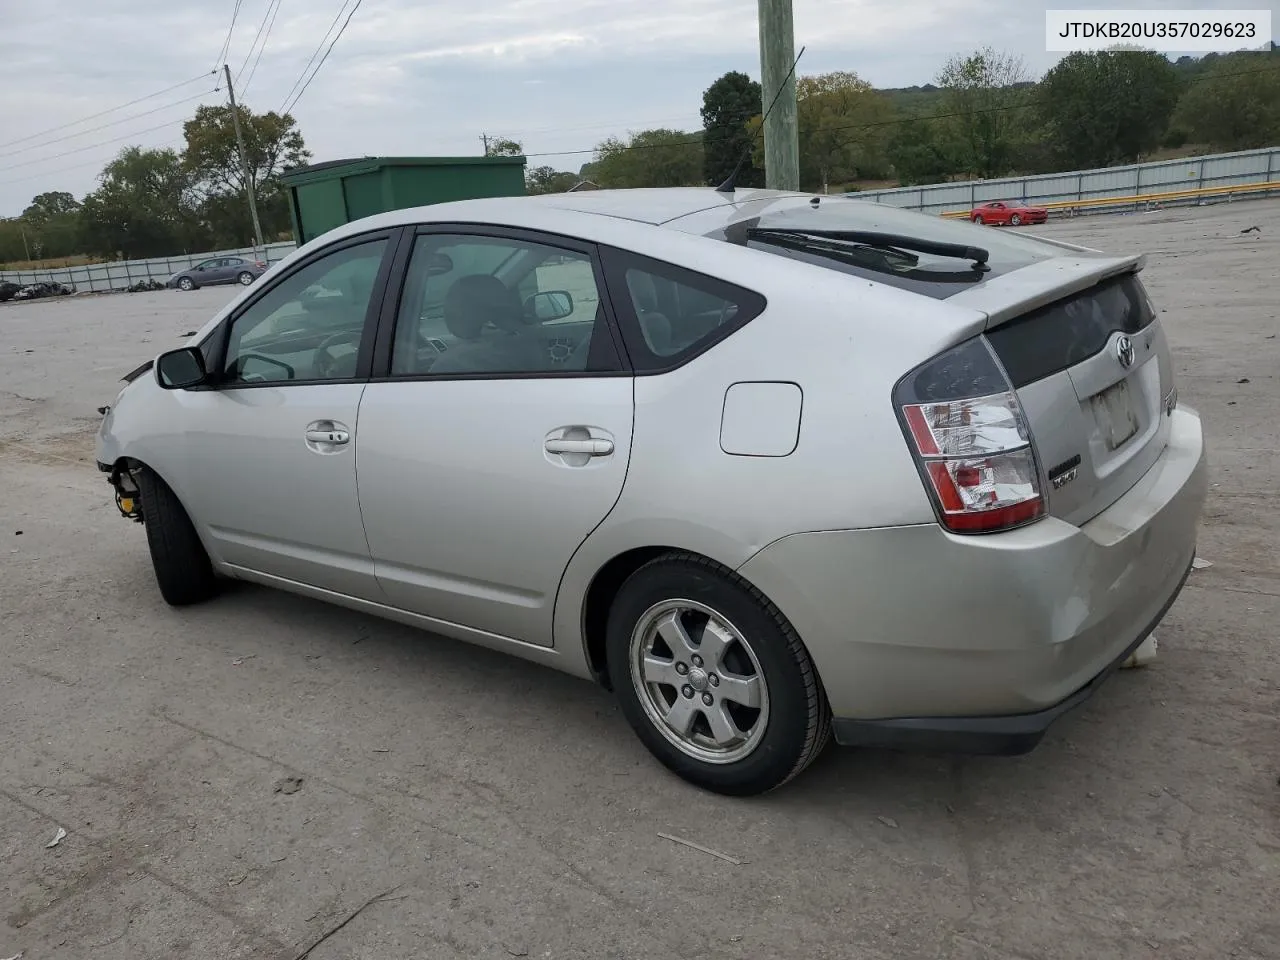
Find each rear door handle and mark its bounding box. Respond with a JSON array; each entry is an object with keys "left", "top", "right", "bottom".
[
  {"left": 306, "top": 428, "right": 349, "bottom": 444},
  {"left": 545, "top": 438, "right": 613, "bottom": 456}
]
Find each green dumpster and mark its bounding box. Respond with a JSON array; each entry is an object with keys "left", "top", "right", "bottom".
[{"left": 278, "top": 155, "right": 528, "bottom": 245}]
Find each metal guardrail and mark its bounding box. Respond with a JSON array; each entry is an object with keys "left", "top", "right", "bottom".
[
  {"left": 0, "top": 241, "right": 298, "bottom": 294},
  {"left": 853, "top": 145, "right": 1280, "bottom": 219},
  {"left": 938, "top": 179, "right": 1280, "bottom": 219}
]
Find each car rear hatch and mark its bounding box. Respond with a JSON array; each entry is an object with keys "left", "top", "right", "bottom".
[{"left": 948, "top": 256, "right": 1174, "bottom": 527}]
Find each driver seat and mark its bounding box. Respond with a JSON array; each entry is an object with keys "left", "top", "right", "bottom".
[{"left": 430, "top": 275, "right": 546, "bottom": 374}]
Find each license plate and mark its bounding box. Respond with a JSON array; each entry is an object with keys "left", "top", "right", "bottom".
[{"left": 1092, "top": 378, "right": 1140, "bottom": 451}]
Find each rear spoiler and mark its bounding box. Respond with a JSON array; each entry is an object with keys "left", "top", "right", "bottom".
[{"left": 945, "top": 254, "right": 1145, "bottom": 329}]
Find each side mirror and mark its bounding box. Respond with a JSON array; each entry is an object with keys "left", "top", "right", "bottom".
[
  {"left": 526, "top": 289, "right": 574, "bottom": 322},
  {"left": 155, "top": 346, "right": 208, "bottom": 389}
]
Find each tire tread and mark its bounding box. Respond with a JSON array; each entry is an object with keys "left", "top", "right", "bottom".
[{"left": 136, "top": 466, "right": 218, "bottom": 606}]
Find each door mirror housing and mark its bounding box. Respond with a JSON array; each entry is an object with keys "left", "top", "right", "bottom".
[
  {"left": 155, "top": 346, "right": 208, "bottom": 389},
  {"left": 526, "top": 289, "right": 574, "bottom": 322}
]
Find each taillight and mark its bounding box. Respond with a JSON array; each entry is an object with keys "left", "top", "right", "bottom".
[{"left": 894, "top": 337, "right": 1044, "bottom": 534}]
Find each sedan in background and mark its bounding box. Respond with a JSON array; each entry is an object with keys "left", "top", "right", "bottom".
[
  {"left": 970, "top": 200, "right": 1048, "bottom": 226},
  {"left": 167, "top": 256, "right": 267, "bottom": 291},
  {"left": 97, "top": 188, "right": 1205, "bottom": 796}
]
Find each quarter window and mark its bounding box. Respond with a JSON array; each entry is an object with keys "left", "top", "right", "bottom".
[
  {"left": 221, "top": 239, "right": 387, "bottom": 385},
  {"left": 602, "top": 250, "right": 766, "bottom": 371},
  {"left": 389, "top": 233, "right": 617, "bottom": 377}
]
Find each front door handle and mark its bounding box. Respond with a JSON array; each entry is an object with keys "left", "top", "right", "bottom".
[
  {"left": 306, "top": 427, "right": 349, "bottom": 445},
  {"left": 545, "top": 437, "right": 613, "bottom": 456}
]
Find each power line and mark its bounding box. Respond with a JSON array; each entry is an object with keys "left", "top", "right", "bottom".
[
  {"left": 0, "top": 90, "right": 216, "bottom": 162},
  {"left": 0, "top": 139, "right": 187, "bottom": 188},
  {"left": 0, "top": 72, "right": 215, "bottom": 152},
  {"left": 242, "top": 0, "right": 285, "bottom": 98},
  {"left": 283, "top": 0, "right": 363, "bottom": 115},
  {"left": 215, "top": 0, "right": 245, "bottom": 71},
  {"left": 0, "top": 94, "right": 219, "bottom": 175},
  {"left": 278, "top": 0, "right": 352, "bottom": 113},
  {"left": 236, "top": 0, "right": 281, "bottom": 87}
]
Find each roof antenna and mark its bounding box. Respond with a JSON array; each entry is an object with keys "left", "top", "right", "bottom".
[{"left": 716, "top": 44, "right": 806, "bottom": 194}]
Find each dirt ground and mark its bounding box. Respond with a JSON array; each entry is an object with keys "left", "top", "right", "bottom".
[{"left": 2, "top": 201, "right": 1278, "bottom": 960}]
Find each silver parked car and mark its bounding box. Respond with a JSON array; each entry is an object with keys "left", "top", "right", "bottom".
[
  {"left": 96, "top": 188, "right": 1207, "bottom": 795},
  {"left": 167, "top": 256, "right": 267, "bottom": 291}
]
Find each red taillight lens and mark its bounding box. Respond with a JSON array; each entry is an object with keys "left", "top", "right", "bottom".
[{"left": 895, "top": 340, "right": 1044, "bottom": 534}]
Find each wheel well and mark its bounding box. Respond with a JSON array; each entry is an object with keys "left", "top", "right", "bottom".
[{"left": 582, "top": 546, "right": 680, "bottom": 690}]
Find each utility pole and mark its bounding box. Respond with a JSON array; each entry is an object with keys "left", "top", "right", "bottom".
[
  {"left": 480, "top": 133, "right": 491, "bottom": 156},
  {"left": 757, "top": 0, "right": 800, "bottom": 190},
  {"left": 224, "top": 64, "right": 265, "bottom": 256}
]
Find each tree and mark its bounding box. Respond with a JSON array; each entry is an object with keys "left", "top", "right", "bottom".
[
  {"left": 525, "top": 165, "right": 579, "bottom": 194},
  {"left": 1172, "top": 52, "right": 1280, "bottom": 151},
  {"left": 483, "top": 136, "right": 524, "bottom": 157},
  {"left": 182, "top": 104, "right": 309, "bottom": 246},
  {"left": 749, "top": 72, "right": 894, "bottom": 191},
  {"left": 701, "top": 71, "right": 763, "bottom": 187},
  {"left": 1037, "top": 50, "right": 1182, "bottom": 167},
  {"left": 79, "top": 147, "right": 205, "bottom": 259},
  {"left": 887, "top": 120, "right": 958, "bottom": 185},
  {"left": 18, "top": 191, "right": 83, "bottom": 261},
  {"left": 935, "top": 48, "right": 1031, "bottom": 178},
  {"left": 589, "top": 129, "right": 703, "bottom": 188},
  {"left": 22, "top": 191, "right": 79, "bottom": 225}
]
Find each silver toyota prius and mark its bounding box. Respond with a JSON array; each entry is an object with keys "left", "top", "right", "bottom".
[{"left": 95, "top": 188, "right": 1207, "bottom": 796}]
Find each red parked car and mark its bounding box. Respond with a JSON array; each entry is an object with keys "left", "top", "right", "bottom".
[{"left": 969, "top": 201, "right": 1048, "bottom": 226}]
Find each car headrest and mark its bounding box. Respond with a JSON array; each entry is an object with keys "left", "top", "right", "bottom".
[{"left": 442, "top": 275, "right": 524, "bottom": 339}]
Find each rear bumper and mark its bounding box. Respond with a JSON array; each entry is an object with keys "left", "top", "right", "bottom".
[
  {"left": 737, "top": 406, "right": 1207, "bottom": 749},
  {"left": 830, "top": 555, "right": 1192, "bottom": 754}
]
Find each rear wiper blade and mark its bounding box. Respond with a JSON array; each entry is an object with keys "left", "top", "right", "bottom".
[{"left": 749, "top": 228, "right": 990, "bottom": 269}]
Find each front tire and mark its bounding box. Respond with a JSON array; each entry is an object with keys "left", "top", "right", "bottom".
[
  {"left": 1010, "top": 213, "right": 1023, "bottom": 226},
  {"left": 606, "top": 554, "right": 830, "bottom": 796},
  {"left": 178, "top": 277, "right": 195, "bottom": 291},
  {"left": 136, "top": 466, "right": 218, "bottom": 606},
  {"left": 972, "top": 214, "right": 984, "bottom": 224}
]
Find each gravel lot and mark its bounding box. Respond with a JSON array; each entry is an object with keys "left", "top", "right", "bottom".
[{"left": 2, "top": 201, "right": 1278, "bottom": 960}]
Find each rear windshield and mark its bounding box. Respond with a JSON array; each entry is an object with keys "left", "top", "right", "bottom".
[
  {"left": 722, "top": 199, "right": 1062, "bottom": 300},
  {"left": 986, "top": 273, "right": 1156, "bottom": 387}
]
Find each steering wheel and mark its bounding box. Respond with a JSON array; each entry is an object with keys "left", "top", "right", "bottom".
[{"left": 313, "top": 329, "right": 363, "bottom": 379}]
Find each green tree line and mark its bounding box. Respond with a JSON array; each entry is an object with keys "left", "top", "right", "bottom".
[
  {"left": 521, "top": 44, "right": 1279, "bottom": 193},
  {"left": 1, "top": 104, "right": 308, "bottom": 266}
]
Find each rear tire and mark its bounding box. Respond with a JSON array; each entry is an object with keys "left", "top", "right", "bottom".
[
  {"left": 1010, "top": 213, "right": 1023, "bottom": 226},
  {"left": 973, "top": 214, "right": 984, "bottom": 224},
  {"left": 606, "top": 553, "right": 831, "bottom": 796},
  {"left": 136, "top": 466, "right": 218, "bottom": 606},
  {"left": 237, "top": 271, "right": 254, "bottom": 285}
]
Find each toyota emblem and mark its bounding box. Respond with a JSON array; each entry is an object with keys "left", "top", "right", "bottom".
[{"left": 1116, "top": 335, "right": 1135, "bottom": 369}]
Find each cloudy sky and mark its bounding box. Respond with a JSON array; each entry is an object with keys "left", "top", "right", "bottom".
[{"left": 0, "top": 0, "right": 1270, "bottom": 215}]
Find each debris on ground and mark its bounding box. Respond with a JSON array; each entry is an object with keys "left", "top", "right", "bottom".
[
  {"left": 1122, "top": 634, "right": 1159, "bottom": 669},
  {"left": 231, "top": 655, "right": 257, "bottom": 666},
  {"left": 125, "top": 279, "right": 166, "bottom": 293},
  {"left": 13, "top": 281, "right": 74, "bottom": 301},
  {"left": 1238, "top": 378, "right": 1251, "bottom": 384},
  {"left": 274, "top": 776, "right": 304, "bottom": 795},
  {"left": 1240, "top": 226, "right": 1260, "bottom": 234},
  {"left": 505, "top": 946, "right": 529, "bottom": 957},
  {"left": 657, "top": 832, "right": 744, "bottom": 864},
  {"left": 877, "top": 816, "right": 899, "bottom": 829},
  {"left": 45, "top": 827, "right": 67, "bottom": 848},
  {"left": 1193, "top": 557, "right": 1213, "bottom": 570}
]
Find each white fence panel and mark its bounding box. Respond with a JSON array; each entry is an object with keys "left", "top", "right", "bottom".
[{"left": 2, "top": 241, "right": 297, "bottom": 293}]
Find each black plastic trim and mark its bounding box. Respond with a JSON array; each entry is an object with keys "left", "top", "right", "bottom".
[{"left": 831, "top": 554, "right": 1195, "bottom": 755}]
